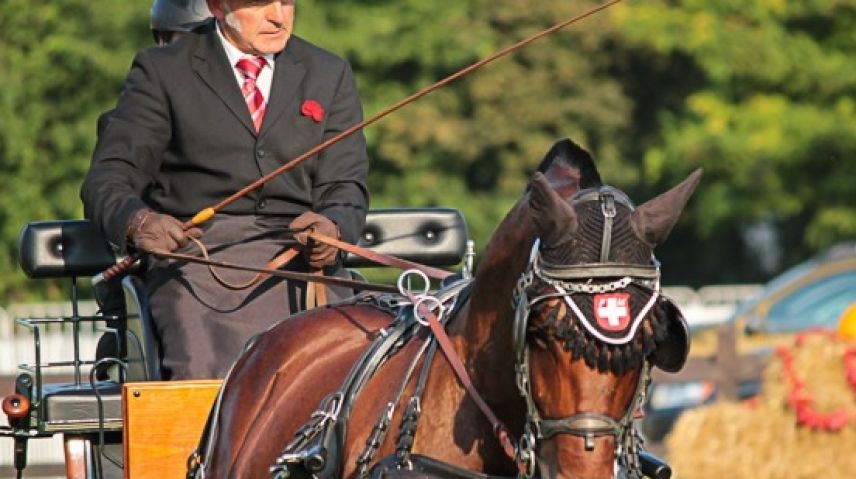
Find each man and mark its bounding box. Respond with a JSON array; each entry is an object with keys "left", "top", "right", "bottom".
[{"left": 82, "top": 0, "right": 370, "bottom": 380}]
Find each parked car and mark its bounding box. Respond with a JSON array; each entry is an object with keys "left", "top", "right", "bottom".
[
  {"left": 641, "top": 242, "right": 856, "bottom": 443},
  {"left": 740, "top": 242, "right": 856, "bottom": 335}
]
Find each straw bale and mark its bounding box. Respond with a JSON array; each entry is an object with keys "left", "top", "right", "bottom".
[{"left": 665, "top": 334, "right": 856, "bottom": 479}]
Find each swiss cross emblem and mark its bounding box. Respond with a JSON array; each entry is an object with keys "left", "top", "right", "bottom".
[{"left": 593, "top": 293, "right": 631, "bottom": 331}]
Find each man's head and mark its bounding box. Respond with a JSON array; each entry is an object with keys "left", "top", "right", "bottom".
[
  {"left": 206, "top": 0, "right": 295, "bottom": 55},
  {"left": 151, "top": 0, "right": 213, "bottom": 46}
]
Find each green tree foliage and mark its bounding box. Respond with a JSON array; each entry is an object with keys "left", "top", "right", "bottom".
[
  {"left": 299, "top": 0, "right": 638, "bottom": 255},
  {"left": 0, "top": 1, "right": 149, "bottom": 299},
  {"left": 1, "top": 0, "right": 854, "bottom": 299},
  {"left": 612, "top": 0, "right": 856, "bottom": 280}
]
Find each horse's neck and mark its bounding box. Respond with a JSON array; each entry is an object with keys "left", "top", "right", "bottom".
[
  {"left": 465, "top": 199, "right": 533, "bottom": 341},
  {"left": 457, "top": 200, "right": 534, "bottom": 394},
  {"left": 410, "top": 200, "right": 534, "bottom": 467}
]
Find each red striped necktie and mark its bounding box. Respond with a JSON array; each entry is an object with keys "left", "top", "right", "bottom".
[{"left": 235, "top": 56, "right": 267, "bottom": 132}]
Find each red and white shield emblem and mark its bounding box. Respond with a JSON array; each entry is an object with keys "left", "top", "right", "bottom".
[{"left": 593, "top": 293, "right": 631, "bottom": 331}]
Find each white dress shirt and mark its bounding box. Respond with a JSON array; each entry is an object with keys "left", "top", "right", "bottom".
[{"left": 215, "top": 23, "right": 276, "bottom": 104}]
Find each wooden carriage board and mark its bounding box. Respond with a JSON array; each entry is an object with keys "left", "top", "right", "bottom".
[{"left": 122, "top": 380, "right": 222, "bottom": 478}]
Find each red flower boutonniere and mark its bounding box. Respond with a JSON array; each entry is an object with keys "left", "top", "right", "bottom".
[{"left": 301, "top": 99, "right": 324, "bottom": 122}]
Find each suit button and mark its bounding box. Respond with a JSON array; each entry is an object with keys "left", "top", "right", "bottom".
[
  {"left": 256, "top": 149, "right": 265, "bottom": 159},
  {"left": 257, "top": 199, "right": 267, "bottom": 209}
]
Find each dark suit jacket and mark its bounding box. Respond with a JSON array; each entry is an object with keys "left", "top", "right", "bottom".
[{"left": 82, "top": 20, "right": 369, "bottom": 254}]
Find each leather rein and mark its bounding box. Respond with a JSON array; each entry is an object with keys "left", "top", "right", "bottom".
[{"left": 145, "top": 229, "right": 456, "bottom": 297}]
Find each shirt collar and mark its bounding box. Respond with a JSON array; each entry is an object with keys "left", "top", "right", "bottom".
[{"left": 215, "top": 21, "right": 276, "bottom": 70}]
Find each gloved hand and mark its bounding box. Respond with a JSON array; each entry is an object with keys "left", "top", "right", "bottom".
[
  {"left": 127, "top": 208, "right": 202, "bottom": 254},
  {"left": 290, "top": 211, "right": 340, "bottom": 269}
]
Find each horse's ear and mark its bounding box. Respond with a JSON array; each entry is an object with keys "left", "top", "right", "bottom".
[
  {"left": 529, "top": 172, "right": 578, "bottom": 247},
  {"left": 631, "top": 169, "right": 703, "bottom": 247}
]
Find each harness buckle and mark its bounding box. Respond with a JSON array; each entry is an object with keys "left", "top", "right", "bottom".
[
  {"left": 585, "top": 433, "right": 596, "bottom": 451},
  {"left": 516, "top": 429, "right": 538, "bottom": 479},
  {"left": 601, "top": 193, "right": 617, "bottom": 218}
]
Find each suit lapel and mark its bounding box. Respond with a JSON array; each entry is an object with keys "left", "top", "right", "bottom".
[
  {"left": 192, "top": 27, "right": 257, "bottom": 136},
  {"left": 259, "top": 39, "right": 306, "bottom": 140}
]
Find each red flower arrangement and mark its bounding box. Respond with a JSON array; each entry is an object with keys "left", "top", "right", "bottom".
[
  {"left": 775, "top": 329, "right": 856, "bottom": 432},
  {"left": 301, "top": 99, "right": 324, "bottom": 122}
]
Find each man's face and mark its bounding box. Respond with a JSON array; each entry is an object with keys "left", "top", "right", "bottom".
[{"left": 208, "top": 0, "right": 295, "bottom": 55}]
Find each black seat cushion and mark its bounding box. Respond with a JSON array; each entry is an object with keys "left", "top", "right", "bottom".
[
  {"left": 18, "top": 220, "right": 118, "bottom": 279},
  {"left": 344, "top": 208, "right": 468, "bottom": 268},
  {"left": 40, "top": 381, "right": 123, "bottom": 432}
]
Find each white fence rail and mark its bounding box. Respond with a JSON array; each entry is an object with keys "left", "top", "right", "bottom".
[{"left": 662, "top": 284, "right": 763, "bottom": 329}]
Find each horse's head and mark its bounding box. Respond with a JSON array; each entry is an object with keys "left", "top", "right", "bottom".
[{"left": 513, "top": 169, "right": 702, "bottom": 478}]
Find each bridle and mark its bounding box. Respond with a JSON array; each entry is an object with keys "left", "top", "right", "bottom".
[{"left": 511, "top": 186, "right": 658, "bottom": 477}]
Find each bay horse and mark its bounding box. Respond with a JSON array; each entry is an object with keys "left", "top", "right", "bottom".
[{"left": 192, "top": 139, "right": 700, "bottom": 478}]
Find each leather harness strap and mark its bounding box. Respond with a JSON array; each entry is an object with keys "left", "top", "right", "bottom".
[
  {"left": 306, "top": 270, "right": 328, "bottom": 308},
  {"left": 411, "top": 300, "right": 523, "bottom": 472}
]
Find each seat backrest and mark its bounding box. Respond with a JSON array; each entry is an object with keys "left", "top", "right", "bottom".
[
  {"left": 18, "top": 208, "right": 470, "bottom": 277},
  {"left": 343, "top": 208, "right": 468, "bottom": 268},
  {"left": 18, "top": 219, "right": 118, "bottom": 279}
]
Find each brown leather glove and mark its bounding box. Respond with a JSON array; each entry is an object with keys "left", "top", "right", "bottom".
[
  {"left": 289, "top": 211, "right": 340, "bottom": 269},
  {"left": 127, "top": 208, "right": 202, "bottom": 254}
]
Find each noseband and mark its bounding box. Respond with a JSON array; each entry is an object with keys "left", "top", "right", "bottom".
[{"left": 512, "top": 187, "right": 656, "bottom": 477}]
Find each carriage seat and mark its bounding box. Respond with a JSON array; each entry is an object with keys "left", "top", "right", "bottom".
[
  {"left": 16, "top": 209, "right": 470, "bottom": 387},
  {"left": 18, "top": 221, "right": 158, "bottom": 383}
]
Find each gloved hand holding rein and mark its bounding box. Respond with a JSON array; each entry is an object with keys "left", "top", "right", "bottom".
[
  {"left": 126, "top": 208, "right": 203, "bottom": 254},
  {"left": 289, "top": 211, "right": 340, "bottom": 269}
]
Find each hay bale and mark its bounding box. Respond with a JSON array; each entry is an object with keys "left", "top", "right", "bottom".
[{"left": 665, "top": 334, "right": 856, "bottom": 479}]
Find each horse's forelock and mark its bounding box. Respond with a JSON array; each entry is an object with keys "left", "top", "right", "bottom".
[{"left": 536, "top": 138, "right": 602, "bottom": 189}]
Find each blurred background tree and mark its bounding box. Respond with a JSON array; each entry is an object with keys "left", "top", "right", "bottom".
[
  {"left": 611, "top": 0, "right": 856, "bottom": 281},
  {"left": 0, "top": 0, "right": 149, "bottom": 299},
  {"left": 0, "top": 0, "right": 854, "bottom": 300}
]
